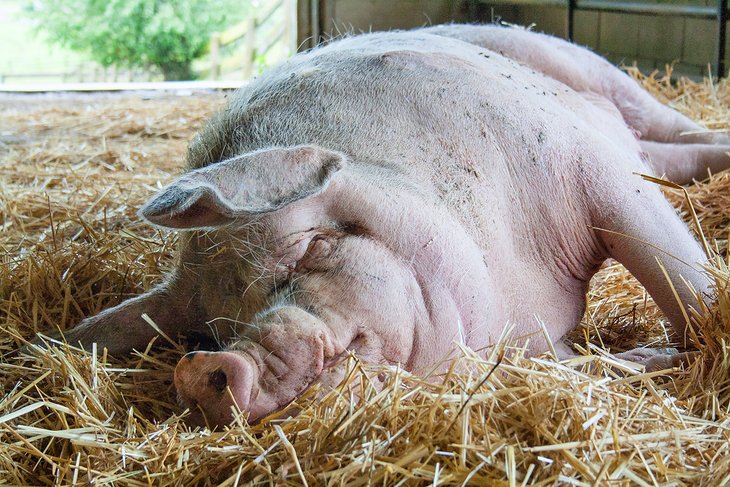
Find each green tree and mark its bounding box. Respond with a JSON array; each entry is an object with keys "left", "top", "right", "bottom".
[{"left": 29, "top": 0, "right": 248, "bottom": 80}]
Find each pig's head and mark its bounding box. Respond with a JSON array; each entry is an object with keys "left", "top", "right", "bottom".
[
  {"left": 139, "top": 145, "right": 440, "bottom": 426},
  {"left": 141, "top": 145, "right": 352, "bottom": 322}
]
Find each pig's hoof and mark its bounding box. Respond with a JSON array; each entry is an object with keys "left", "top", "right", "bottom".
[
  {"left": 615, "top": 347, "right": 698, "bottom": 373},
  {"left": 174, "top": 351, "right": 254, "bottom": 428},
  {"left": 19, "top": 331, "right": 68, "bottom": 356}
]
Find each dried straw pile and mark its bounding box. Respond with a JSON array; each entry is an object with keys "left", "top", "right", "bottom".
[{"left": 2, "top": 72, "right": 730, "bottom": 485}]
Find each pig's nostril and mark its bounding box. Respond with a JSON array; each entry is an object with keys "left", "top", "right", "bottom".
[{"left": 208, "top": 369, "right": 228, "bottom": 393}]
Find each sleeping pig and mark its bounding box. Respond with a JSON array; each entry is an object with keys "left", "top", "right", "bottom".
[{"left": 34, "top": 25, "right": 729, "bottom": 427}]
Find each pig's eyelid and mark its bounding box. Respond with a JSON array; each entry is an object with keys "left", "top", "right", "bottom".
[
  {"left": 269, "top": 264, "right": 314, "bottom": 300},
  {"left": 267, "top": 277, "right": 294, "bottom": 300},
  {"left": 269, "top": 252, "right": 295, "bottom": 292},
  {"left": 241, "top": 272, "right": 269, "bottom": 301}
]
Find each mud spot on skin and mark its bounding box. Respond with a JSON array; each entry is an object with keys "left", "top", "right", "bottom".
[
  {"left": 209, "top": 369, "right": 228, "bottom": 393},
  {"left": 340, "top": 221, "right": 368, "bottom": 236},
  {"left": 365, "top": 273, "right": 385, "bottom": 283},
  {"left": 184, "top": 352, "right": 198, "bottom": 362}
]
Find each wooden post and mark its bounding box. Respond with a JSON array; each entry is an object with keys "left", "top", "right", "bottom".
[
  {"left": 718, "top": 0, "right": 728, "bottom": 78},
  {"left": 210, "top": 32, "right": 221, "bottom": 80},
  {"left": 242, "top": 17, "right": 257, "bottom": 79},
  {"left": 296, "top": 0, "right": 312, "bottom": 50},
  {"left": 566, "top": 0, "right": 576, "bottom": 41},
  {"left": 311, "top": 0, "right": 319, "bottom": 46}
]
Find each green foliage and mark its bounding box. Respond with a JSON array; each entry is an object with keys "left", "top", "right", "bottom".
[{"left": 29, "top": 0, "right": 249, "bottom": 80}]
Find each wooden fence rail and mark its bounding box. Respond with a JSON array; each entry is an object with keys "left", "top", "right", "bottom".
[
  {"left": 0, "top": 65, "right": 157, "bottom": 84},
  {"left": 209, "top": 0, "right": 293, "bottom": 80}
]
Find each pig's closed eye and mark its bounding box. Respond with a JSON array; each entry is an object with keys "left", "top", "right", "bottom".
[
  {"left": 268, "top": 277, "right": 292, "bottom": 298},
  {"left": 267, "top": 232, "right": 340, "bottom": 298},
  {"left": 301, "top": 235, "right": 335, "bottom": 262}
]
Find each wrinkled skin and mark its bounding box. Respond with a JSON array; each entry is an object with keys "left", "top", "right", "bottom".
[{"left": 34, "top": 25, "right": 725, "bottom": 427}]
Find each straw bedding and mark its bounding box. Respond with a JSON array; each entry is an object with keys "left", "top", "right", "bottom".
[{"left": 2, "top": 71, "right": 730, "bottom": 485}]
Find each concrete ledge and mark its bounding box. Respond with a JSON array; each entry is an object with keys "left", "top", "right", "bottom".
[{"left": 0, "top": 80, "right": 246, "bottom": 93}]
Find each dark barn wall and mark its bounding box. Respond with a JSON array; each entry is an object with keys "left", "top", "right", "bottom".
[
  {"left": 297, "top": 0, "right": 469, "bottom": 48},
  {"left": 297, "top": 0, "right": 724, "bottom": 79},
  {"left": 476, "top": 2, "right": 724, "bottom": 79}
]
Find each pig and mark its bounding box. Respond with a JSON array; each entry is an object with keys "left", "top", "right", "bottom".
[{"left": 33, "top": 24, "right": 727, "bottom": 427}]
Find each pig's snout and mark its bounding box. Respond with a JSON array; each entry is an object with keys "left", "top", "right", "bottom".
[{"left": 174, "top": 351, "right": 254, "bottom": 428}]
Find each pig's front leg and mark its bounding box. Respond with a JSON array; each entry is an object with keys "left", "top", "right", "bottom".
[
  {"left": 174, "top": 306, "right": 360, "bottom": 428},
  {"left": 595, "top": 172, "right": 711, "bottom": 345},
  {"left": 32, "top": 278, "right": 202, "bottom": 355}
]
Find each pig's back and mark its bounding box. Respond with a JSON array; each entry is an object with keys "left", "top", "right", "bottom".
[
  {"left": 187, "top": 30, "right": 639, "bottom": 249},
  {"left": 189, "top": 30, "right": 632, "bottom": 179}
]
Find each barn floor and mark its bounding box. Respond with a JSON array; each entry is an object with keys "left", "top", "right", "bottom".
[{"left": 1, "top": 72, "right": 730, "bottom": 485}]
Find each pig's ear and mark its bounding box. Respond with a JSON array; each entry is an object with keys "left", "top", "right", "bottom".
[
  {"left": 139, "top": 145, "right": 345, "bottom": 229},
  {"left": 138, "top": 180, "right": 237, "bottom": 229}
]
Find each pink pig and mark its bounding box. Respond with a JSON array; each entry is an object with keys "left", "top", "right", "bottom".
[{"left": 37, "top": 25, "right": 728, "bottom": 427}]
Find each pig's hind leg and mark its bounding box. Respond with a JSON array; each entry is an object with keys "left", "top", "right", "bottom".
[
  {"left": 544, "top": 42, "right": 728, "bottom": 146},
  {"left": 428, "top": 25, "right": 728, "bottom": 146},
  {"left": 508, "top": 32, "right": 730, "bottom": 181},
  {"left": 640, "top": 140, "right": 730, "bottom": 184},
  {"left": 610, "top": 81, "right": 729, "bottom": 145}
]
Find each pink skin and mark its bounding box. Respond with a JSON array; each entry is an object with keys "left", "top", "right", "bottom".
[
  {"left": 175, "top": 306, "right": 345, "bottom": 425},
  {"left": 35, "top": 26, "right": 717, "bottom": 428},
  {"left": 425, "top": 24, "right": 730, "bottom": 183},
  {"left": 175, "top": 352, "right": 253, "bottom": 427}
]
